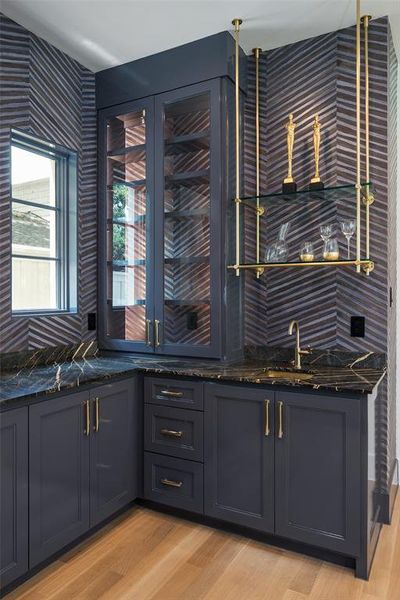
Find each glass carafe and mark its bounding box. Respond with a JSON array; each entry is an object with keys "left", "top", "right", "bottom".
[{"left": 265, "top": 222, "right": 290, "bottom": 263}]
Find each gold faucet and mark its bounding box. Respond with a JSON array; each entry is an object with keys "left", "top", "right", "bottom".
[{"left": 288, "top": 320, "right": 310, "bottom": 370}]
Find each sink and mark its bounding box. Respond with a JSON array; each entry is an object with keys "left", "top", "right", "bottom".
[{"left": 260, "top": 370, "right": 313, "bottom": 381}]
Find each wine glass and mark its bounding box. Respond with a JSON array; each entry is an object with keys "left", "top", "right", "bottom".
[
  {"left": 340, "top": 219, "right": 356, "bottom": 259},
  {"left": 323, "top": 238, "right": 340, "bottom": 261},
  {"left": 320, "top": 223, "right": 335, "bottom": 243},
  {"left": 299, "top": 242, "right": 314, "bottom": 262}
]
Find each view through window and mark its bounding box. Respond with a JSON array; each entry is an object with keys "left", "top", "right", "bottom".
[{"left": 11, "top": 132, "right": 77, "bottom": 313}]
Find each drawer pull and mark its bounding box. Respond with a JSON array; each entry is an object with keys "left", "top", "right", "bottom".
[
  {"left": 161, "top": 478, "right": 183, "bottom": 488},
  {"left": 160, "top": 428, "right": 183, "bottom": 438},
  {"left": 160, "top": 390, "right": 184, "bottom": 398},
  {"left": 94, "top": 397, "right": 100, "bottom": 433},
  {"left": 84, "top": 400, "right": 90, "bottom": 436}
]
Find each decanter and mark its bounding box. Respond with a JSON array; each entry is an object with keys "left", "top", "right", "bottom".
[{"left": 265, "top": 222, "right": 290, "bottom": 263}]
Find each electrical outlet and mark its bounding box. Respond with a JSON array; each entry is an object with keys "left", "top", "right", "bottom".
[
  {"left": 350, "top": 316, "right": 365, "bottom": 337},
  {"left": 187, "top": 311, "right": 198, "bottom": 331},
  {"left": 88, "top": 313, "right": 96, "bottom": 331}
]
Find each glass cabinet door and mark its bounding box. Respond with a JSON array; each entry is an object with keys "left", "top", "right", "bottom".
[
  {"left": 154, "top": 81, "right": 221, "bottom": 357},
  {"left": 101, "top": 98, "right": 154, "bottom": 350}
]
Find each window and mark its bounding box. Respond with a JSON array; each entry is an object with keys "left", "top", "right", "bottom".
[{"left": 11, "top": 130, "right": 77, "bottom": 313}]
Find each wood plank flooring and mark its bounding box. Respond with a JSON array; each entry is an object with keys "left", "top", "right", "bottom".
[{"left": 6, "top": 495, "right": 399, "bottom": 600}]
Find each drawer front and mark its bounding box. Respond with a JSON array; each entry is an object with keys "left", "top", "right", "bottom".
[
  {"left": 144, "top": 405, "right": 203, "bottom": 461},
  {"left": 144, "top": 452, "right": 203, "bottom": 514},
  {"left": 144, "top": 377, "right": 203, "bottom": 410}
]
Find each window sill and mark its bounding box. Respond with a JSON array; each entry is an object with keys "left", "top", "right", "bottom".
[{"left": 12, "top": 309, "right": 78, "bottom": 318}]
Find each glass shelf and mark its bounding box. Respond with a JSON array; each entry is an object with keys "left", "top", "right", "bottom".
[
  {"left": 165, "top": 130, "right": 209, "bottom": 155},
  {"left": 237, "top": 182, "right": 373, "bottom": 209},
  {"left": 228, "top": 259, "right": 374, "bottom": 272},
  {"left": 107, "top": 144, "right": 146, "bottom": 163}
]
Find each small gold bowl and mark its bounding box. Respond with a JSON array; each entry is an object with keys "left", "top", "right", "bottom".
[
  {"left": 300, "top": 253, "right": 315, "bottom": 262},
  {"left": 323, "top": 251, "right": 340, "bottom": 261}
]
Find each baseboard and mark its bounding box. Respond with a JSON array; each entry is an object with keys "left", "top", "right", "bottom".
[{"left": 377, "top": 459, "right": 399, "bottom": 524}]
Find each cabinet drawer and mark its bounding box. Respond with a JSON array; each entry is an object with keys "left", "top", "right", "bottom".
[
  {"left": 144, "top": 452, "right": 203, "bottom": 514},
  {"left": 144, "top": 405, "right": 203, "bottom": 461},
  {"left": 144, "top": 377, "right": 203, "bottom": 410}
]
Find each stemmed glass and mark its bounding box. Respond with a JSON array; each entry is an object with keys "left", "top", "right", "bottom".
[
  {"left": 320, "top": 224, "right": 335, "bottom": 243},
  {"left": 340, "top": 219, "right": 356, "bottom": 259}
]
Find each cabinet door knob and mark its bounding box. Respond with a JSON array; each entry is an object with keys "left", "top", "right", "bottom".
[
  {"left": 94, "top": 397, "right": 100, "bottom": 433},
  {"left": 161, "top": 478, "right": 183, "bottom": 488},
  {"left": 84, "top": 400, "right": 90, "bottom": 436},
  {"left": 160, "top": 428, "right": 183, "bottom": 438},
  {"left": 264, "top": 399, "right": 270, "bottom": 436},
  {"left": 278, "top": 401, "right": 284, "bottom": 439}
]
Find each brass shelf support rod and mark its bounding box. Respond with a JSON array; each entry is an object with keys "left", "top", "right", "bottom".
[
  {"left": 362, "top": 14, "right": 372, "bottom": 275},
  {"left": 355, "top": 0, "right": 361, "bottom": 273},
  {"left": 253, "top": 47, "right": 263, "bottom": 279},
  {"left": 232, "top": 18, "right": 242, "bottom": 276}
]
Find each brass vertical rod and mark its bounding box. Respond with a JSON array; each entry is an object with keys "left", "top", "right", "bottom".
[
  {"left": 253, "top": 47, "right": 262, "bottom": 277},
  {"left": 363, "top": 14, "right": 372, "bottom": 275},
  {"left": 355, "top": 0, "right": 361, "bottom": 273},
  {"left": 232, "top": 18, "right": 242, "bottom": 276}
]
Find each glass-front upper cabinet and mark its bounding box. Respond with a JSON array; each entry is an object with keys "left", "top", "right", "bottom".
[
  {"left": 99, "top": 97, "right": 155, "bottom": 352},
  {"left": 99, "top": 81, "right": 222, "bottom": 357},
  {"left": 154, "top": 81, "right": 221, "bottom": 357}
]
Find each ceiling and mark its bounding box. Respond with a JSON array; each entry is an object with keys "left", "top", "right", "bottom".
[{"left": 1, "top": 0, "right": 399, "bottom": 72}]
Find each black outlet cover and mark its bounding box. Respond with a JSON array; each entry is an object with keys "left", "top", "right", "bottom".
[
  {"left": 88, "top": 313, "right": 97, "bottom": 331},
  {"left": 187, "top": 311, "right": 198, "bottom": 331},
  {"left": 350, "top": 316, "right": 365, "bottom": 337}
]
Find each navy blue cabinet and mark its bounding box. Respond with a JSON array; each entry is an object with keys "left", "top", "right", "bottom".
[
  {"left": 0, "top": 408, "right": 28, "bottom": 588},
  {"left": 29, "top": 378, "right": 138, "bottom": 568},
  {"left": 90, "top": 380, "right": 138, "bottom": 526},
  {"left": 204, "top": 384, "right": 275, "bottom": 533},
  {"left": 204, "top": 383, "right": 363, "bottom": 558},
  {"left": 274, "top": 390, "right": 361, "bottom": 555},
  {"left": 29, "top": 391, "right": 91, "bottom": 567},
  {"left": 98, "top": 79, "right": 242, "bottom": 360}
]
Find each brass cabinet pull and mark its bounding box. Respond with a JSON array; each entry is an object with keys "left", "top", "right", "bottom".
[
  {"left": 146, "top": 319, "right": 152, "bottom": 346},
  {"left": 160, "top": 428, "right": 183, "bottom": 438},
  {"left": 278, "top": 401, "right": 284, "bottom": 439},
  {"left": 264, "top": 399, "right": 270, "bottom": 436},
  {"left": 154, "top": 319, "right": 161, "bottom": 347},
  {"left": 161, "top": 478, "right": 183, "bottom": 488},
  {"left": 84, "top": 400, "right": 90, "bottom": 436},
  {"left": 160, "top": 390, "right": 184, "bottom": 398},
  {"left": 94, "top": 397, "right": 100, "bottom": 433}
]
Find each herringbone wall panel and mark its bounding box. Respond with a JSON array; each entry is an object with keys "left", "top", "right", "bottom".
[
  {"left": 0, "top": 13, "right": 97, "bottom": 352},
  {"left": 243, "top": 20, "right": 392, "bottom": 357}
]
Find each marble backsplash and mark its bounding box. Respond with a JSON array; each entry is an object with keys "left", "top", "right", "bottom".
[{"left": 0, "top": 341, "right": 98, "bottom": 373}]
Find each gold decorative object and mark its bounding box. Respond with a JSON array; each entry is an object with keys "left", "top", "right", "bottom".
[
  {"left": 309, "top": 115, "right": 324, "bottom": 189},
  {"left": 282, "top": 114, "right": 297, "bottom": 192}
]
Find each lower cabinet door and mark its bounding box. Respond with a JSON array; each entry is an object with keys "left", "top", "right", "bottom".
[
  {"left": 275, "top": 391, "right": 361, "bottom": 555},
  {"left": 29, "top": 392, "right": 90, "bottom": 567},
  {"left": 89, "top": 379, "right": 138, "bottom": 526},
  {"left": 204, "top": 384, "right": 275, "bottom": 533},
  {"left": 0, "top": 408, "right": 28, "bottom": 589},
  {"left": 144, "top": 452, "right": 204, "bottom": 513}
]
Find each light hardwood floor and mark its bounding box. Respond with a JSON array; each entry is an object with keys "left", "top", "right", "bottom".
[{"left": 6, "top": 495, "right": 399, "bottom": 600}]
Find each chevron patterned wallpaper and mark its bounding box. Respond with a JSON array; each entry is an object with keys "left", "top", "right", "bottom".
[
  {"left": 243, "top": 18, "right": 394, "bottom": 357},
  {"left": 243, "top": 18, "right": 397, "bottom": 494},
  {"left": 0, "top": 14, "right": 97, "bottom": 352}
]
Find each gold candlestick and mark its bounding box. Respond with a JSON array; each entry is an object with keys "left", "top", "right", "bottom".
[
  {"left": 309, "top": 114, "right": 324, "bottom": 190},
  {"left": 282, "top": 113, "right": 297, "bottom": 192}
]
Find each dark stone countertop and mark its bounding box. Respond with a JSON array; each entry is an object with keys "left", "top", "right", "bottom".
[{"left": 0, "top": 347, "right": 386, "bottom": 409}]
